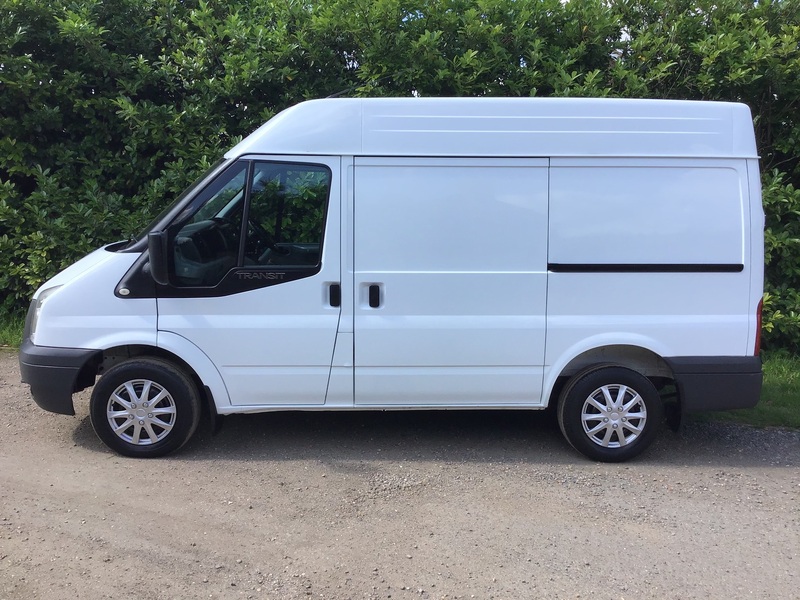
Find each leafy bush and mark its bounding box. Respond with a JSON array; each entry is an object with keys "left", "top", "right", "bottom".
[
  {"left": 762, "top": 170, "right": 800, "bottom": 348},
  {"left": 1, "top": 0, "right": 799, "bottom": 348}
]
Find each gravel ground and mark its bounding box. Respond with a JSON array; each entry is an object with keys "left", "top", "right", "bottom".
[{"left": 1, "top": 348, "right": 799, "bottom": 599}]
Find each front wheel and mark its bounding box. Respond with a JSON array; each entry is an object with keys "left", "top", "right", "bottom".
[
  {"left": 90, "top": 358, "right": 201, "bottom": 458},
  {"left": 557, "top": 366, "right": 663, "bottom": 462}
]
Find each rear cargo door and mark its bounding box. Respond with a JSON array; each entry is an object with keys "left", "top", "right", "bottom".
[{"left": 353, "top": 157, "right": 549, "bottom": 407}]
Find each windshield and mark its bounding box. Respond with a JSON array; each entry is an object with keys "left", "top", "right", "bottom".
[{"left": 125, "top": 158, "right": 228, "bottom": 249}]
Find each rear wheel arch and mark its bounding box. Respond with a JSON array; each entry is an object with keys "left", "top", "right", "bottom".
[
  {"left": 546, "top": 345, "right": 675, "bottom": 405},
  {"left": 556, "top": 364, "right": 665, "bottom": 462},
  {"left": 555, "top": 345, "right": 674, "bottom": 380}
]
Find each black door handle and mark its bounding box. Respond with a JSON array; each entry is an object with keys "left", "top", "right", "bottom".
[
  {"left": 329, "top": 283, "right": 341, "bottom": 307},
  {"left": 368, "top": 284, "right": 380, "bottom": 308}
]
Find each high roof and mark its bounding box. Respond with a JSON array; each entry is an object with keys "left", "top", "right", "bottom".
[{"left": 225, "top": 97, "right": 757, "bottom": 159}]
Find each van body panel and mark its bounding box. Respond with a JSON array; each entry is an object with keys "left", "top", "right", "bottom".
[
  {"left": 545, "top": 272, "right": 751, "bottom": 361},
  {"left": 157, "top": 290, "right": 340, "bottom": 406},
  {"left": 353, "top": 157, "right": 548, "bottom": 406},
  {"left": 549, "top": 158, "right": 747, "bottom": 266},
  {"left": 155, "top": 330, "right": 232, "bottom": 409},
  {"left": 226, "top": 98, "right": 758, "bottom": 159},
  {"left": 746, "top": 159, "right": 766, "bottom": 354},
  {"left": 31, "top": 249, "right": 156, "bottom": 350},
  {"left": 323, "top": 332, "right": 355, "bottom": 408},
  {"left": 32, "top": 246, "right": 116, "bottom": 298}
]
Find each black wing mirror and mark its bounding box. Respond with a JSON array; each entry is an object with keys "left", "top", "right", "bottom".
[{"left": 147, "top": 231, "right": 170, "bottom": 286}]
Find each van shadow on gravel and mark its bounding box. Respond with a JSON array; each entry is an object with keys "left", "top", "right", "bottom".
[
  {"left": 72, "top": 408, "right": 572, "bottom": 464},
  {"left": 71, "top": 407, "right": 800, "bottom": 468},
  {"left": 191, "top": 409, "right": 569, "bottom": 464}
]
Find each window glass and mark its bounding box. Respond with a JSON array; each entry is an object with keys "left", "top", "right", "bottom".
[
  {"left": 245, "top": 163, "right": 330, "bottom": 267},
  {"left": 128, "top": 158, "right": 227, "bottom": 247},
  {"left": 172, "top": 164, "right": 247, "bottom": 286},
  {"left": 170, "top": 161, "right": 331, "bottom": 287}
]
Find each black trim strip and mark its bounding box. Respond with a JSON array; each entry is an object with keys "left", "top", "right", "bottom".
[{"left": 548, "top": 263, "right": 744, "bottom": 273}]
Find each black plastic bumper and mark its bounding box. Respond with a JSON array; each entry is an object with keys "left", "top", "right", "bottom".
[
  {"left": 665, "top": 356, "right": 762, "bottom": 413},
  {"left": 19, "top": 339, "right": 100, "bottom": 416}
]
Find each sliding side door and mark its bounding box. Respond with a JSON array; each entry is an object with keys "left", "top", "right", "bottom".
[{"left": 353, "top": 157, "right": 548, "bottom": 407}]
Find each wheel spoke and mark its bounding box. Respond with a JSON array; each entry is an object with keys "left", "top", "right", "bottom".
[
  {"left": 151, "top": 406, "right": 176, "bottom": 416},
  {"left": 144, "top": 422, "right": 159, "bottom": 443},
  {"left": 587, "top": 396, "right": 607, "bottom": 413},
  {"left": 140, "top": 380, "right": 152, "bottom": 403},
  {"left": 586, "top": 422, "right": 607, "bottom": 436},
  {"left": 154, "top": 418, "right": 173, "bottom": 433},
  {"left": 108, "top": 409, "right": 131, "bottom": 419},
  {"left": 600, "top": 387, "right": 614, "bottom": 408},
  {"left": 111, "top": 392, "right": 132, "bottom": 410},
  {"left": 601, "top": 425, "right": 614, "bottom": 447},
  {"left": 622, "top": 393, "right": 642, "bottom": 412},
  {"left": 131, "top": 422, "right": 143, "bottom": 444},
  {"left": 615, "top": 429, "right": 629, "bottom": 446},
  {"left": 149, "top": 388, "right": 170, "bottom": 406},
  {"left": 614, "top": 385, "right": 629, "bottom": 409},
  {"left": 124, "top": 381, "right": 140, "bottom": 404},
  {"left": 113, "top": 417, "right": 134, "bottom": 434},
  {"left": 623, "top": 422, "right": 643, "bottom": 436}
]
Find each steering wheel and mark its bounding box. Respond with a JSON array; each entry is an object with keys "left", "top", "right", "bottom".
[
  {"left": 209, "top": 217, "right": 241, "bottom": 252},
  {"left": 247, "top": 219, "right": 285, "bottom": 253}
]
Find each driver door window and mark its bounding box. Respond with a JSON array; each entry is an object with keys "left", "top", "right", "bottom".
[
  {"left": 245, "top": 163, "right": 330, "bottom": 267},
  {"left": 171, "top": 161, "right": 331, "bottom": 287},
  {"left": 173, "top": 164, "right": 246, "bottom": 286}
]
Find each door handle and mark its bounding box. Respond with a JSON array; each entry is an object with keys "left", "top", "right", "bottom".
[
  {"left": 368, "top": 284, "right": 381, "bottom": 308},
  {"left": 329, "top": 283, "right": 341, "bottom": 307}
]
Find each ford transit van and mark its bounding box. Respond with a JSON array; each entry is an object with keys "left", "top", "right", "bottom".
[{"left": 20, "top": 98, "right": 764, "bottom": 461}]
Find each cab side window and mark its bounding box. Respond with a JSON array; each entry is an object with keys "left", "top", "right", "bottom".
[
  {"left": 245, "top": 163, "right": 330, "bottom": 267},
  {"left": 171, "top": 161, "right": 331, "bottom": 287},
  {"left": 172, "top": 164, "right": 247, "bottom": 287}
]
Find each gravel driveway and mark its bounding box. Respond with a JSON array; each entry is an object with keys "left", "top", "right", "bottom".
[{"left": 1, "top": 349, "right": 798, "bottom": 599}]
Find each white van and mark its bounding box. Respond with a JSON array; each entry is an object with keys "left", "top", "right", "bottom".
[{"left": 20, "top": 98, "right": 764, "bottom": 462}]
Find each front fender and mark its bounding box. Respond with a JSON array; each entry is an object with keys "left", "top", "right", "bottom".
[{"left": 157, "top": 330, "right": 231, "bottom": 410}]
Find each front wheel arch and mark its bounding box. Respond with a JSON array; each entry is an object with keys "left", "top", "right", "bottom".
[{"left": 89, "top": 357, "right": 202, "bottom": 458}]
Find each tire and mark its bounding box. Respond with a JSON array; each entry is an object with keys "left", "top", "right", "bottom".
[
  {"left": 557, "top": 366, "right": 663, "bottom": 462},
  {"left": 90, "top": 358, "right": 201, "bottom": 458}
]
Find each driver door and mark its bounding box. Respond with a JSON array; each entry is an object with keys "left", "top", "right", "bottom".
[{"left": 156, "top": 156, "right": 342, "bottom": 407}]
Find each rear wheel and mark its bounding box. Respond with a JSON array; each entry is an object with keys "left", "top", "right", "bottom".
[
  {"left": 557, "top": 366, "right": 663, "bottom": 462},
  {"left": 90, "top": 358, "right": 201, "bottom": 458}
]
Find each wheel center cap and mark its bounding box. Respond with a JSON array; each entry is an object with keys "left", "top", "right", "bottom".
[
  {"left": 136, "top": 409, "right": 146, "bottom": 418},
  {"left": 610, "top": 412, "right": 620, "bottom": 421}
]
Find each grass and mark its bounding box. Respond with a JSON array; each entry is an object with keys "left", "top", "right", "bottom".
[
  {"left": 694, "top": 351, "right": 800, "bottom": 429},
  {"left": 0, "top": 312, "right": 797, "bottom": 427},
  {"left": 0, "top": 314, "right": 24, "bottom": 349}
]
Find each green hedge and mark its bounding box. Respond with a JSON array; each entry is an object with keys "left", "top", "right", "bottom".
[{"left": 2, "top": 0, "right": 799, "bottom": 348}]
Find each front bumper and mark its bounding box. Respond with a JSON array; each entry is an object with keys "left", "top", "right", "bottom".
[
  {"left": 666, "top": 356, "right": 762, "bottom": 413},
  {"left": 19, "top": 339, "right": 100, "bottom": 416}
]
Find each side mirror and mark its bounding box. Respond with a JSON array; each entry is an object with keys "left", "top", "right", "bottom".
[{"left": 147, "top": 231, "right": 170, "bottom": 286}]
